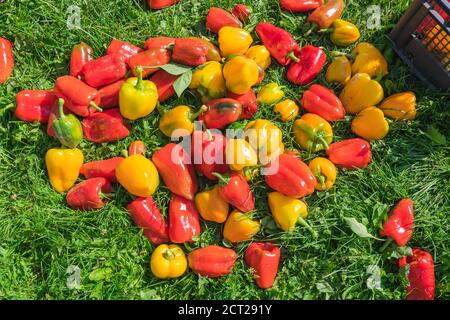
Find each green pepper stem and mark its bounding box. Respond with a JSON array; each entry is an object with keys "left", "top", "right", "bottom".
[
  {"left": 316, "top": 135, "right": 330, "bottom": 150},
  {"left": 304, "top": 24, "right": 318, "bottom": 37},
  {"left": 190, "top": 105, "right": 207, "bottom": 121},
  {"left": 205, "top": 128, "right": 213, "bottom": 141},
  {"left": 298, "top": 216, "right": 318, "bottom": 239},
  {"left": 134, "top": 66, "right": 144, "bottom": 91},
  {"left": 332, "top": 51, "right": 355, "bottom": 60},
  {"left": 121, "top": 149, "right": 129, "bottom": 158},
  {"left": 318, "top": 175, "right": 327, "bottom": 190},
  {"left": 318, "top": 28, "right": 333, "bottom": 34},
  {"left": 212, "top": 172, "right": 230, "bottom": 186},
  {"left": 379, "top": 238, "right": 393, "bottom": 252},
  {"left": 286, "top": 51, "right": 300, "bottom": 63},
  {"left": 156, "top": 102, "right": 166, "bottom": 115},
  {"left": 89, "top": 101, "right": 103, "bottom": 112},
  {"left": 162, "top": 249, "right": 175, "bottom": 261},
  {"left": 58, "top": 98, "right": 66, "bottom": 119}
]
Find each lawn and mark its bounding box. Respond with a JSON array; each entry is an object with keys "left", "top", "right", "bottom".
[{"left": 0, "top": 0, "right": 449, "bottom": 300}]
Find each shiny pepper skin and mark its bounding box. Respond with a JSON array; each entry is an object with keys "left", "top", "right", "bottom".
[
  {"left": 244, "top": 119, "right": 285, "bottom": 164},
  {"left": 223, "top": 55, "right": 259, "bottom": 95},
  {"left": 144, "top": 36, "right": 175, "bottom": 50},
  {"left": 127, "top": 48, "right": 171, "bottom": 78},
  {"left": 257, "top": 82, "right": 284, "bottom": 105},
  {"left": 80, "top": 157, "right": 124, "bottom": 182},
  {"left": 213, "top": 172, "right": 255, "bottom": 212},
  {"left": 0, "top": 37, "right": 14, "bottom": 84},
  {"left": 226, "top": 138, "right": 258, "bottom": 171},
  {"left": 232, "top": 4, "right": 252, "bottom": 22},
  {"left": 326, "top": 56, "right": 352, "bottom": 85},
  {"left": 274, "top": 99, "right": 299, "bottom": 122},
  {"left": 330, "top": 19, "right": 360, "bottom": 46},
  {"left": 195, "top": 185, "right": 229, "bottom": 223},
  {"left": 286, "top": 46, "right": 326, "bottom": 86},
  {"left": 188, "top": 37, "right": 222, "bottom": 62},
  {"left": 340, "top": 73, "right": 384, "bottom": 114},
  {"left": 380, "top": 199, "right": 414, "bottom": 247},
  {"left": 308, "top": 157, "right": 337, "bottom": 191},
  {"left": 45, "top": 148, "right": 84, "bottom": 193},
  {"left": 245, "top": 45, "right": 271, "bottom": 70},
  {"left": 280, "top": 0, "right": 323, "bottom": 12},
  {"left": 399, "top": 249, "right": 435, "bottom": 300},
  {"left": 128, "top": 140, "right": 146, "bottom": 156},
  {"left": 293, "top": 113, "right": 333, "bottom": 152},
  {"left": 227, "top": 89, "right": 258, "bottom": 119},
  {"left": 188, "top": 245, "right": 238, "bottom": 278},
  {"left": 380, "top": 92, "right": 417, "bottom": 121},
  {"left": 147, "top": 0, "right": 180, "bottom": 10},
  {"left": 244, "top": 242, "right": 280, "bottom": 289},
  {"left": 189, "top": 61, "right": 226, "bottom": 102},
  {"left": 206, "top": 7, "right": 242, "bottom": 34},
  {"left": 52, "top": 99, "right": 83, "bottom": 148},
  {"left": 98, "top": 79, "right": 126, "bottom": 108},
  {"left": 223, "top": 210, "right": 260, "bottom": 243},
  {"left": 159, "top": 105, "right": 206, "bottom": 138},
  {"left": 351, "top": 42, "right": 389, "bottom": 78},
  {"left": 351, "top": 107, "right": 389, "bottom": 141},
  {"left": 308, "top": 0, "right": 345, "bottom": 29},
  {"left": 82, "top": 108, "right": 130, "bottom": 143},
  {"left": 168, "top": 195, "right": 201, "bottom": 243},
  {"left": 301, "top": 84, "right": 345, "bottom": 122},
  {"left": 172, "top": 38, "right": 208, "bottom": 67},
  {"left": 66, "top": 177, "right": 112, "bottom": 210},
  {"left": 326, "top": 138, "right": 372, "bottom": 169},
  {"left": 149, "top": 70, "right": 178, "bottom": 102},
  {"left": 69, "top": 41, "right": 93, "bottom": 78},
  {"left": 15, "top": 90, "right": 56, "bottom": 123},
  {"left": 150, "top": 244, "right": 187, "bottom": 279},
  {"left": 199, "top": 98, "right": 242, "bottom": 129},
  {"left": 106, "top": 39, "right": 142, "bottom": 62},
  {"left": 218, "top": 26, "right": 253, "bottom": 58},
  {"left": 82, "top": 53, "right": 128, "bottom": 88}
]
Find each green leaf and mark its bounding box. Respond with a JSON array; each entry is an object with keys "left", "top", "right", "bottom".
[
  {"left": 88, "top": 267, "right": 113, "bottom": 281},
  {"left": 424, "top": 126, "right": 447, "bottom": 146},
  {"left": 173, "top": 70, "right": 192, "bottom": 97},
  {"left": 389, "top": 246, "right": 413, "bottom": 259},
  {"left": 159, "top": 63, "right": 192, "bottom": 75},
  {"left": 343, "top": 217, "right": 383, "bottom": 241},
  {"left": 316, "top": 280, "right": 334, "bottom": 293}
]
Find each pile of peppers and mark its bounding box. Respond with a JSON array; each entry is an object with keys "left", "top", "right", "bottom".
[{"left": 7, "top": 1, "right": 432, "bottom": 298}]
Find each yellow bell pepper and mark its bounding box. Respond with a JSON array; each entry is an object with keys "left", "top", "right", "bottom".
[
  {"left": 223, "top": 55, "right": 259, "bottom": 95},
  {"left": 195, "top": 185, "right": 229, "bottom": 223},
  {"left": 218, "top": 26, "right": 253, "bottom": 57},
  {"left": 379, "top": 91, "right": 417, "bottom": 121},
  {"left": 308, "top": 157, "right": 337, "bottom": 191},
  {"left": 45, "top": 148, "right": 83, "bottom": 193},
  {"left": 119, "top": 66, "right": 158, "bottom": 120},
  {"left": 115, "top": 154, "right": 159, "bottom": 197},
  {"left": 340, "top": 73, "right": 384, "bottom": 114},
  {"left": 226, "top": 138, "right": 258, "bottom": 171},
  {"left": 189, "top": 61, "right": 226, "bottom": 103},
  {"left": 330, "top": 19, "right": 360, "bottom": 47},
  {"left": 257, "top": 82, "right": 284, "bottom": 105},
  {"left": 223, "top": 210, "right": 260, "bottom": 243},
  {"left": 293, "top": 113, "right": 333, "bottom": 152},
  {"left": 351, "top": 106, "right": 389, "bottom": 141},
  {"left": 158, "top": 105, "right": 207, "bottom": 138},
  {"left": 150, "top": 244, "right": 187, "bottom": 279},
  {"left": 245, "top": 45, "right": 271, "bottom": 70},
  {"left": 244, "top": 119, "right": 284, "bottom": 163},
  {"left": 273, "top": 99, "right": 299, "bottom": 122},
  {"left": 326, "top": 56, "right": 352, "bottom": 85},
  {"left": 351, "top": 42, "right": 389, "bottom": 78}
]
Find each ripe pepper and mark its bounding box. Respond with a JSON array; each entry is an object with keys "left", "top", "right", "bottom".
[
  {"left": 308, "top": 157, "right": 337, "bottom": 191},
  {"left": 115, "top": 154, "right": 159, "bottom": 197},
  {"left": 340, "top": 73, "right": 384, "bottom": 114},
  {"left": 188, "top": 245, "right": 237, "bottom": 278},
  {"left": 45, "top": 148, "right": 84, "bottom": 193},
  {"left": 301, "top": 84, "right": 345, "bottom": 122},
  {"left": 293, "top": 113, "right": 333, "bottom": 152},
  {"left": 198, "top": 98, "right": 242, "bottom": 129},
  {"left": 257, "top": 83, "right": 284, "bottom": 105},
  {"left": 227, "top": 89, "right": 258, "bottom": 119},
  {"left": 149, "top": 69, "right": 178, "bottom": 102},
  {"left": 144, "top": 37, "right": 176, "bottom": 50},
  {"left": 380, "top": 92, "right": 417, "bottom": 121},
  {"left": 98, "top": 79, "right": 125, "bottom": 109},
  {"left": 189, "top": 61, "right": 226, "bottom": 102},
  {"left": 380, "top": 199, "right": 414, "bottom": 247},
  {"left": 66, "top": 177, "right": 112, "bottom": 210},
  {"left": 223, "top": 210, "right": 260, "bottom": 243},
  {"left": 206, "top": 7, "right": 242, "bottom": 34},
  {"left": 14, "top": 90, "right": 55, "bottom": 123},
  {"left": 255, "top": 22, "right": 300, "bottom": 66},
  {"left": 245, "top": 45, "right": 271, "bottom": 70},
  {"left": 286, "top": 45, "right": 326, "bottom": 85},
  {"left": 326, "top": 138, "right": 372, "bottom": 169},
  {"left": 232, "top": 4, "right": 252, "bottom": 22},
  {"left": 218, "top": 26, "right": 253, "bottom": 58},
  {"left": 326, "top": 56, "right": 352, "bottom": 85},
  {"left": 399, "top": 249, "right": 435, "bottom": 300},
  {"left": 223, "top": 55, "right": 259, "bottom": 95},
  {"left": 329, "top": 19, "right": 360, "bottom": 47},
  {"left": 244, "top": 242, "right": 280, "bottom": 289},
  {"left": 82, "top": 53, "right": 128, "bottom": 88},
  {"left": 106, "top": 39, "right": 142, "bottom": 62},
  {"left": 225, "top": 138, "right": 258, "bottom": 171},
  {"left": 350, "top": 42, "right": 389, "bottom": 78},
  {"left": 152, "top": 143, "right": 198, "bottom": 201},
  {"left": 265, "top": 151, "right": 316, "bottom": 198},
  {"left": 127, "top": 48, "right": 171, "bottom": 78},
  {"left": 280, "top": 0, "right": 323, "bottom": 12},
  {"left": 127, "top": 196, "right": 169, "bottom": 244},
  {"left": 213, "top": 172, "right": 255, "bottom": 212},
  {"left": 80, "top": 157, "right": 124, "bottom": 182},
  {"left": 187, "top": 37, "right": 222, "bottom": 62},
  {"left": 351, "top": 107, "right": 389, "bottom": 141},
  {"left": 307, "top": 0, "right": 345, "bottom": 30},
  {"left": 119, "top": 67, "right": 158, "bottom": 120},
  {"left": 0, "top": 37, "right": 14, "bottom": 84},
  {"left": 128, "top": 140, "right": 146, "bottom": 156},
  {"left": 169, "top": 194, "right": 201, "bottom": 243},
  {"left": 172, "top": 38, "right": 208, "bottom": 67},
  {"left": 195, "top": 185, "right": 229, "bottom": 223},
  {"left": 274, "top": 99, "right": 299, "bottom": 122},
  {"left": 82, "top": 108, "right": 130, "bottom": 143},
  {"left": 69, "top": 41, "right": 93, "bottom": 78},
  {"left": 52, "top": 98, "right": 83, "bottom": 148},
  {"left": 147, "top": 0, "right": 180, "bottom": 10},
  {"left": 150, "top": 244, "right": 186, "bottom": 279},
  {"left": 158, "top": 105, "right": 207, "bottom": 138},
  {"left": 244, "top": 119, "right": 284, "bottom": 164}
]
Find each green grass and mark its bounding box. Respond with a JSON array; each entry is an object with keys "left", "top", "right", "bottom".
[{"left": 0, "top": 0, "right": 449, "bottom": 300}]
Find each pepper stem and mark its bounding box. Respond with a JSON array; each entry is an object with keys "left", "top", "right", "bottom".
[
  {"left": 304, "top": 24, "right": 318, "bottom": 37},
  {"left": 162, "top": 249, "right": 175, "bottom": 261},
  {"left": 205, "top": 128, "right": 213, "bottom": 141},
  {"left": 190, "top": 105, "right": 207, "bottom": 121},
  {"left": 212, "top": 172, "right": 230, "bottom": 186},
  {"left": 298, "top": 216, "right": 318, "bottom": 239},
  {"left": 318, "top": 175, "right": 327, "bottom": 190},
  {"left": 89, "top": 101, "right": 103, "bottom": 112},
  {"left": 316, "top": 135, "right": 330, "bottom": 150},
  {"left": 379, "top": 238, "right": 393, "bottom": 252},
  {"left": 332, "top": 51, "right": 355, "bottom": 60},
  {"left": 58, "top": 98, "right": 66, "bottom": 119},
  {"left": 286, "top": 51, "right": 300, "bottom": 63},
  {"left": 134, "top": 66, "right": 144, "bottom": 91},
  {"left": 121, "top": 149, "right": 129, "bottom": 158},
  {"left": 156, "top": 102, "right": 166, "bottom": 115}
]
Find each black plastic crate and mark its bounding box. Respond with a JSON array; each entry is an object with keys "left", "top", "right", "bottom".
[{"left": 390, "top": 0, "right": 449, "bottom": 90}]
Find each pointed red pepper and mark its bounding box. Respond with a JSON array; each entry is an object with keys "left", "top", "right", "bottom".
[
  {"left": 206, "top": 7, "right": 242, "bottom": 34},
  {"left": 15, "top": 90, "right": 56, "bottom": 123},
  {"left": 69, "top": 41, "right": 93, "bottom": 78},
  {"left": 0, "top": 37, "right": 14, "bottom": 84},
  {"left": 198, "top": 98, "right": 242, "bottom": 129},
  {"left": 227, "top": 89, "right": 258, "bottom": 120},
  {"left": 244, "top": 242, "right": 280, "bottom": 289},
  {"left": 80, "top": 157, "right": 124, "bottom": 182},
  {"left": 82, "top": 53, "right": 128, "bottom": 88},
  {"left": 307, "top": 0, "right": 345, "bottom": 30},
  {"left": 82, "top": 108, "right": 130, "bottom": 143},
  {"left": 168, "top": 194, "right": 201, "bottom": 243},
  {"left": 144, "top": 37, "right": 176, "bottom": 50},
  {"left": 286, "top": 45, "right": 326, "bottom": 85},
  {"left": 301, "top": 84, "right": 345, "bottom": 121},
  {"left": 147, "top": 0, "right": 180, "bottom": 10},
  {"left": 188, "top": 245, "right": 238, "bottom": 278},
  {"left": 380, "top": 199, "right": 414, "bottom": 247},
  {"left": 212, "top": 171, "right": 255, "bottom": 212},
  {"left": 172, "top": 38, "right": 208, "bottom": 67},
  {"left": 280, "top": 0, "right": 323, "bottom": 12},
  {"left": 128, "top": 140, "right": 146, "bottom": 156},
  {"left": 106, "top": 39, "right": 142, "bottom": 62},
  {"left": 66, "top": 177, "right": 112, "bottom": 210},
  {"left": 98, "top": 79, "right": 126, "bottom": 108},
  {"left": 326, "top": 138, "right": 372, "bottom": 169},
  {"left": 399, "top": 249, "right": 435, "bottom": 300},
  {"left": 232, "top": 4, "right": 252, "bottom": 22},
  {"left": 127, "top": 196, "right": 169, "bottom": 244},
  {"left": 149, "top": 69, "right": 178, "bottom": 102},
  {"left": 127, "top": 48, "right": 171, "bottom": 78}
]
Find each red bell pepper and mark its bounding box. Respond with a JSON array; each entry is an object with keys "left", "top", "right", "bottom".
[
  {"left": 0, "top": 37, "right": 14, "bottom": 84},
  {"left": 206, "top": 7, "right": 242, "bottom": 34},
  {"left": 128, "top": 140, "right": 146, "bottom": 156},
  {"left": 188, "top": 245, "right": 238, "bottom": 278},
  {"left": 399, "top": 249, "right": 435, "bottom": 300},
  {"left": 127, "top": 196, "right": 169, "bottom": 244},
  {"left": 168, "top": 194, "right": 201, "bottom": 243},
  {"left": 326, "top": 138, "right": 372, "bottom": 169},
  {"left": 172, "top": 38, "right": 208, "bottom": 67},
  {"left": 212, "top": 171, "right": 255, "bottom": 212},
  {"left": 255, "top": 22, "right": 300, "bottom": 66},
  {"left": 80, "top": 157, "right": 124, "bottom": 182},
  {"left": 227, "top": 89, "right": 258, "bottom": 120},
  {"left": 280, "top": 0, "right": 323, "bottom": 12},
  {"left": 66, "top": 177, "right": 112, "bottom": 210},
  {"left": 152, "top": 143, "right": 198, "bottom": 201},
  {"left": 15, "top": 90, "right": 56, "bottom": 123},
  {"left": 147, "top": 0, "right": 179, "bottom": 10},
  {"left": 244, "top": 242, "right": 280, "bottom": 289},
  {"left": 308, "top": 0, "right": 345, "bottom": 29},
  {"left": 144, "top": 37, "right": 176, "bottom": 50},
  {"left": 82, "top": 108, "right": 130, "bottom": 143},
  {"left": 69, "top": 41, "right": 93, "bottom": 78},
  {"left": 149, "top": 69, "right": 178, "bottom": 102},
  {"left": 82, "top": 53, "right": 128, "bottom": 88},
  {"left": 286, "top": 45, "right": 326, "bottom": 85},
  {"left": 301, "top": 84, "right": 345, "bottom": 121},
  {"left": 380, "top": 199, "right": 414, "bottom": 247},
  {"left": 127, "top": 48, "right": 171, "bottom": 78},
  {"left": 98, "top": 79, "right": 125, "bottom": 108},
  {"left": 106, "top": 39, "right": 142, "bottom": 62},
  {"left": 232, "top": 4, "right": 252, "bottom": 22},
  {"left": 198, "top": 98, "right": 242, "bottom": 129}
]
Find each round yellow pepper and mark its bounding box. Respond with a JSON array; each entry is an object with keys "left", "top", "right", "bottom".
[
  {"left": 226, "top": 138, "right": 258, "bottom": 171},
  {"left": 45, "top": 148, "right": 84, "bottom": 193},
  {"left": 326, "top": 56, "right": 352, "bottom": 85},
  {"left": 308, "top": 157, "right": 337, "bottom": 191},
  {"left": 351, "top": 106, "right": 389, "bottom": 141},
  {"left": 293, "top": 113, "right": 333, "bottom": 152},
  {"left": 223, "top": 210, "right": 260, "bottom": 243},
  {"left": 379, "top": 91, "right": 417, "bottom": 121},
  {"left": 223, "top": 55, "right": 259, "bottom": 95},
  {"left": 245, "top": 45, "right": 271, "bottom": 70},
  {"left": 257, "top": 82, "right": 284, "bottom": 105},
  {"left": 340, "top": 73, "right": 384, "bottom": 114},
  {"left": 218, "top": 26, "right": 253, "bottom": 57},
  {"left": 150, "top": 244, "right": 187, "bottom": 279},
  {"left": 189, "top": 61, "right": 226, "bottom": 103},
  {"left": 244, "top": 119, "right": 284, "bottom": 164},
  {"left": 194, "top": 185, "right": 229, "bottom": 223},
  {"left": 267, "top": 192, "right": 308, "bottom": 232},
  {"left": 159, "top": 105, "right": 206, "bottom": 138},
  {"left": 274, "top": 99, "right": 299, "bottom": 122}
]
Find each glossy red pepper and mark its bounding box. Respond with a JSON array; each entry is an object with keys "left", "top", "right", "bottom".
[
  {"left": 168, "top": 194, "right": 201, "bottom": 243},
  {"left": 286, "top": 45, "right": 326, "bottom": 85},
  {"left": 232, "top": 4, "right": 252, "bottom": 22},
  {"left": 192, "top": 130, "right": 229, "bottom": 180},
  {"left": 144, "top": 37, "right": 176, "bottom": 50},
  {"left": 106, "top": 39, "right": 142, "bottom": 62},
  {"left": 172, "top": 38, "right": 208, "bottom": 67},
  {"left": 206, "top": 7, "right": 242, "bottom": 34},
  {"left": 188, "top": 245, "right": 238, "bottom": 278},
  {"left": 307, "top": 0, "right": 345, "bottom": 29},
  {"left": 213, "top": 171, "right": 255, "bottom": 212},
  {"left": 280, "top": 0, "right": 323, "bottom": 12},
  {"left": 69, "top": 41, "right": 93, "bottom": 78},
  {"left": 128, "top": 140, "right": 146, "bottom": 156},
  {"left": 380, "top": 199, "right": 414, "bottom": 247},
  {"left": 301, "top": 84, "right": 345, "bottom": 121},
  {"left": 147, "top": 0, "right": 179, "bottom": 10},
  {"left": 98, "top": 79, "right": 125, "bottom": 108},
  {"left": 399, "top": 249, "right": 435, "bottom": 300},
  {"left": 127, "top": 196, "right": 169, "bottom": 244},
  {"left": 82, "top": 53, "right": 128, "bottom": 88},
  {"left": 127, "top": 48, "right": 171, "bottom": 78},
  {"left": 198, "top": 98, "right": 242, "bottom": 129},
  {"left": 80, "top": 157, "right": 124, "bottom": 182},
  {"left": 149, "top": 69, "right": 177, "bottom": 102},
  {"left": 255, "top": 22, "right": 300, "bottom": 66},
  {"left": 227, "top": 89, "right": 258, "bottom": 120},
  {"left": 66, "top": 177, "right": 112, "bottom": 210},
  {"left": 15, "top": 90, "right": 56, "bottom": 123},
  {"left": 0, "top": 37, "right": 14, "bottom": 84},
  {"left": 326, "top": 138, "right": 372, "bottom": 169},
  {"left": 152, "top": 143, "right": 198, "bottom": 201},
  {"left": 82, "top": 108, "right": 130, "bottom": 143},
  {"left": 244, "top": 242, "right": 280, "bottom": 289}
]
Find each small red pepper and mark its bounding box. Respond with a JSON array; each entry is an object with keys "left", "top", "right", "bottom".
[
  {"left": 255, "top": 22, "right": 300, "bottom": 66},
  {"left": 127, "top": 48, "right": 171, "bottom": 78},
  {"left": 69, "top": 41, "right": 93, "bottom": 78},
  {"left": 106, "top": 39, "right": 142, "bottom": 62},
  {"left": 0, "top": 37, "right": 14, "bottom": 84},
  {"left": 15, "top": 90, "right": 56, "bottom": 123},
  {"left": 307, "top": 0, "right": 345, "bottom": 30},
  {"left": 98, "top": 79, "right": 125, "bottom": 108},
  {"left": 147, "top": 0, "right": 180, "bottom": 10},
  {"left": 399, "top": 249, "right": 435, "bottom": 300},
  {"left": 227, "top": 89, "right": 258, "bottom": 120},
  {"left": 244, "top": 242, "right": 280, "bottom": 289},
  {"left": 128, "top": 140, "right": 146, "bottom": 156},
  {"left": 301, "top": 84, "right": 345, "bottom": 121},
  {"left": 286, "top": 45, "right": 326, "bottom": 85},
  {"left": 66, "top": 177, "right": 112, "bottom": 210},
  {"left": 326, "top": 138, "right": 372, "bottom": 170},
  {"left": 380, "top": 199, "right": 414, "bottom": 247},
  {"left": 144, "top": 37, "right": 176, "bottom": 50},
  {"left": 198, "top": 98, "right": 242, "bottom": 129},
  {"left": 206, "top": 7, "right": 242, "bottom": 34},
  {"left": 232, "top": 4, "right": 252, "bottom": 22},
  {"left": 127, "top": 196, "right": 169, "bottom": 244},
  {"left": 172, "top": 38, "right": 208, "bottom": 67},
  {"left": 152, "top": 143, "right": 198, "bottom": 201},
  {"left": 188, "top": 245, "right": 238, "bottom": 278},
  {"left": 82, "top": 108, "right": 130, "bottom": 143},
  {"left": 212, "top": 171, "right": 255, "bottom": 212},
  {"left": 82, "top": 53, "right": 128, "bottom": 88},
  {"left": 280, "top": 0, "right": 323, "bottom": 12},
  {"left": 149, "top": 69, "right": 178, "bottom": 102},
  {"left": 80, "top": 157, "right": 124, "bottom": 182},
  {"left": 168, "top": 194, "right": 201, "bottom": 243}
]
